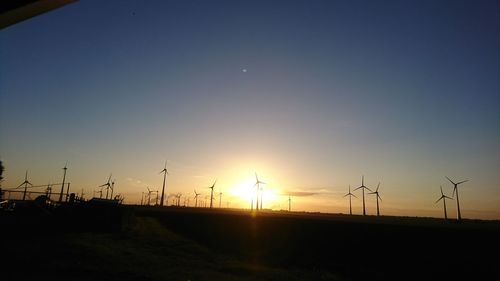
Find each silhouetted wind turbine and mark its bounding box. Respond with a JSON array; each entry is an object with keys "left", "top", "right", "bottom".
[
  {"left": 255, "top": 173, "right": 265, "bottom": 211},
  {"left": 208, "top": 179, "right": 217, "bottom": 208},
  {"left": 344, "top": 185, "right": 357, "bottom": 215},
  {"left": 288, "top": 194, "right": 291, "bottom": 212},
  {"left": 58, "top": 163, "right": 68, "bottom": 203},
  {"left": 218, "top": 190, "right": 223, "bottom": 208},
  {"left": 45, "top": 182, "right": 52, "bottom": 199},
  {"left": 354, "top": 176, "right": 372, "bottom": 216},
  {"left": 446, "top": 176, "right": 469, "bottom": 221},
  {"left": 99, "top": 174, "right": 112, "bottom": 199},
  {"left": 146, "top": 187, "right": 152, "bottom": 205},
  {"left": 194, "top": 189, "right": 200, "bottom": 207},
  {"left": 110, "top": 179, "right": 115, "bottom": 200},
  {"left": 436, "top": 185, "right": 453, "bottom": 220},
  {"left": 368, "top": 183, "right": 382, "bottom": 216},
  {"left": 18, "top": 170, "right": 33, "bottom": 201},
  {"left": 159, "top": 160, "right": 168, "bottom": 206}
]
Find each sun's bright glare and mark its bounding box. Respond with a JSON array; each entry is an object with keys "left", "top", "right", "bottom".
[{"left": 228, "top": 176, "right": 280, "bottom": 209}]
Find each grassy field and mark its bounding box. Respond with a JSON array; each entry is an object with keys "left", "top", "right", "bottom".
[
  {"left": 0, "top": 205, "right": 341, "bottom": 281},
  {"left": 1, "top": 204, "right": 499, "bottom": 281}
]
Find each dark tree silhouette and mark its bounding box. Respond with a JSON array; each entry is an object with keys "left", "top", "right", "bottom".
[{"left": 0, "top": 160, "right": 4, "bottom": 182}]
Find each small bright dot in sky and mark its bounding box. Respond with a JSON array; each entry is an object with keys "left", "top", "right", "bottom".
[{"left": 242, "top": 68, "right": 247, "bottom": 73}]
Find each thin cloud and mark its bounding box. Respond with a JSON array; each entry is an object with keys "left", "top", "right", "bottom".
[{"left": 284, "top": 191, "right": 318, "bottom": 197}]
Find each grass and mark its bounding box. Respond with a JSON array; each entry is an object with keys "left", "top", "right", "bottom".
[{"left": 1, "top": 212, "right": 342, "bottom": 281}]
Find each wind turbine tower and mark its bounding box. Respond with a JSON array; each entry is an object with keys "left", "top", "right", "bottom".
[
  {"left": 343, "top": 185, "right": 357, "bottom": 215},
  {"left": 99, "top": 174, "right": 112, "bottom": 199},
  {"left": 446, "top": 176, "right": 469, "bottom": 220},
  {"left": 354, "top": 176, "right": 372, "bottom": 216},
  {"left": 18, "top": 170, "right": 33, "bottom": 201},
  {"left": 159, "top": 161, "right": 168, "bottom": 206},
  {"left": 255, "top": 173, "right": 265, "bottom": 211},
  {"left": 218, "top": 191, "right": 223, "bottom": 208},
  {"left": 435, "top": 185, "right": 453, "bottom": 220},
  {"left": 194, "top": 189, "right": 200, "bottom": 207},
  {"left": 58, "top": 164, "right": 68, "bottom": 203},
  {"left": 208, "top": 180, "right": 217, "bottom": 208},
  {"left": 110, "top": 179, "right": 115, "bottom": 199},
  {"left": 368, "top": 183, "right": 382, "bottom": 216}
]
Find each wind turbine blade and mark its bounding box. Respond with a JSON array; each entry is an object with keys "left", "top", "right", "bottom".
[
  {"left": 353, "top": 186, "right": 362, "bottom": 191},
  {"left": 376, "top": 183, "right": 380, "bottom": 192},
  {"left": 452, "top": 187, "right": 456, "bottom": 198},
  {"left": 445, "top": 195, "right": 454, "bottom": 200},
  {"left": 440, "top": 186, "right": 444, "bottom": 196},
  {"left": 107, "top": 174, "right": 112, "bottom": 183},
  {"left": 378, "top": 194, "right": 382, "bottom": 201},
  {"left": 445, "top": 176, "right": 455, "bottom": 185},
  {"left": 213, "top": 179, "right": 217, "bottom": 187},
  {"left": 457, "top": 180, "right": 469, "bottom": 185},
  {"left": 352, "top": 194, "right": 357, "bottom": 198}
]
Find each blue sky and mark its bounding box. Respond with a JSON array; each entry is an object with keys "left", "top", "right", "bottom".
[{"left": 1, "top": 0, "right": 499, "bottom": 218}]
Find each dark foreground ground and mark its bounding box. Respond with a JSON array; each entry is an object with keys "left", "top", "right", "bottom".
[{"left": 1, "top": 204, "right": 499, "bottom": 281}]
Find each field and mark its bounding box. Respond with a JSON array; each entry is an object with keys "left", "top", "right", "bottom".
[{"left": 1, "top": 204, "right": 499, "bottom": 281}]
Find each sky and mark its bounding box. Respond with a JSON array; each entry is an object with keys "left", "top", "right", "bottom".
[{"left": 1, "top": 0, "right": 499, "bottom": 219}]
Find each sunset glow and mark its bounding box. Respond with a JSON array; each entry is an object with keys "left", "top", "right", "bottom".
[{"left": 0, "top": 0, "right": 499, "bottom": 220}]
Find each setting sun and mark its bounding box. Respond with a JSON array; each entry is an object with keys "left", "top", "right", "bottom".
[{"left": 227, "top": 175, "right": 281, "bottom": 210}]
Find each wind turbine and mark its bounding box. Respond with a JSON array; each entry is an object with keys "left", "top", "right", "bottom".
[
  {"left": 288, "top": 194, "right": 291, "bottom": 212},
  {"left": 99, "top": 174, "right": 112, "bottom": 199},
  {"left": 353, "top": 176, "right": 372, "bottom": 216},
  {"left": 255, "top": 173, "right": 265, "bottom": 211},
  {"left": 159, "top": 160, "right": 168, "bottom": 207},
  {"left": 45, "top": 182, "right": 52, "bottom": 199},
  {"left": 194, "top": 189, "right": 200, "bottom": 207},
  {"left": 18, "top": 170, "right": 33, "bottom": 201},
  {"left": 208, "top": 179, "right": 217, "bottom": 208},
  {"left": 368, "top": 183, "right": 382, "bottom": 216},
  {"left": 343, "top": 185, "right": 357, "bottom": 215},
  {"left": 446, "top": 176, "right": 469, "bottom": 220},
  {"left": 146, "top": 187, "right": 152, "bottom": 205},
  {"left": 218, "top": 190, "right": 223, "bottom": 208},
  {"left": 110, "top": 179, "right": 115, "bottom": 200},
  {"left": 435, "top": 185, "right": 453, "bottom": 220},
  {"left": 58, "top": 163, "right": 68, "bottom": 203}
]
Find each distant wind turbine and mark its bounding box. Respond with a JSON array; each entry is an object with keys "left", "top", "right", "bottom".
[
  {"left": 18, "top": 170, "right": 33, "bottom": 201},
  {"left": 58, "top": 163, "right": 68, "bottom": 203},
  {"left": 110, "top": 179, "right": 115, "bottom": 200},
  {"left": 343, "top": 185, "right": 357, "bottom": 215},
  {"left": 208, "top": 179, "right": 217, "bottom": 208},
  {"left": 194, "top": 189, "right": 200, "bottom": 207},
  {"left": 45, "top": 182, "right": 52, "bottom": 199},
  {"left": 368, "top": 183, "right": 382, "bottom": 216},
  {"left": 99, "top": 174, "right": 112, "bottom": 199},
  {"left": 218, "top": 190, "right": 223, "bottom": 208},
  {"left": 146, "top": 186, "right": 153, "bottom": 205},
  {"left": 435, "top": 185, "right": 453, "bottom": 220},
  {"left": 354, "top": 176, "right": 372, "bottom": 216},
  {"left": 446, "top": 176, "right": 469, "bottom": 220},
  {"left": 159, "top": 160, "right": 168, "bottom": 207},
  {"left": 288, "top": 194, "right": 291, "bottom": 212},
  {"left": 255, "top": 173, "right": 265, "bottom": 211}
]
